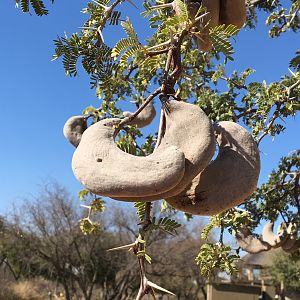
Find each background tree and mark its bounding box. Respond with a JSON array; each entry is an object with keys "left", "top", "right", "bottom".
[
  {"left": 3, "top": 183, "right": 127, "bottom": 300},
  {"left": 263, "top": 250, "right": 300, "bottom": 298}
]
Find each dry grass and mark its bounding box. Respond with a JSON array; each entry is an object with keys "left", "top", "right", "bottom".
[{"left": 0, "top": 277, "right": 53, "bottom": 300}]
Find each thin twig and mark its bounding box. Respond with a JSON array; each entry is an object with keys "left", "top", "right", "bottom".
[
  {"left": 147, "top": 48, "right": 170, "bottom": 57},
  {"left": 257, "top": 106, "right": 280, "bottom": 145},
  {"left": 95, "top": 0, "right": 123, "bottom": 45}
]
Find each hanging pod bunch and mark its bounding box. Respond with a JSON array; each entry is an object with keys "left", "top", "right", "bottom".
[
  {"left": 236, "top": 222, "right": 300, "bottom": 254},
  {"left": 64, "top": 101, "right": 260, "bottom": 215},
  {"left": 68, "top": 100, "right": 216, "bottom": 201}
]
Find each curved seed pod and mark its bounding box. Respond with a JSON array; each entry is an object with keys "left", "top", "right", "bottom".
[
  {"left": 114, "top": 100, "right": 216, "bottom": 201},
  {"left": 173, "top": 0, "right": 220, "bottom": 52},
  {"left": 166, "top": 121, "right": 260, "bottom": 215},
  {"left": 194, "top": 0, "right": 220, "bottom": 52},
  {"left": 72, "top": 118, "right": 186, "bottom": 198},
  {"left": 219, "top": 0, "right": 246, "bottom": 28},
  {"left": 261, "top": 222, "right": 288, "bottom": 248},
  {"left": 123, "top": 101, "right": 156, "bottom": 128},
  {"left": 236, "top": 227, "right": 271, "bottom": 254},
  {"left": 63, "top": 116, "right": 87, "bottom": 147},
  {"left": 281, "top": 223, "right": 298, "bottom": 251}
]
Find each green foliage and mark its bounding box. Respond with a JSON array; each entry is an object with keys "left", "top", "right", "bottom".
[
  {"left": 16, "top": 0, "right": 51, "bottom": 16},
  {"left": 195, "top": 243, "right": 239, "bottom": 277},
  {"left": 90, "top": 198, "right": 105, "bottom": 212},
  {"left": 290, "top": 50, "right": 300, "bottom": 71},
  {"left": 209, "top": 24, "right": 240, "bottom": 61},
  {"left": 148, "top": 216, "right": 181, "bottom": 235},
  {"left": 78, "top": 189, "right": 92, "bottom": 201},
  {"left": 201, "top": 209, "right": 253, "bottom": 240},
  {"left": 79, "top": 217, "right": 100, "bottom": 235},
  {"left": 245, "top": 150, "right": 300, "bottom": 224},
  {"left": 134, "top": 202, "right": 152, "bottom": 222},
  {"left": 116, "top": 132, "right": 138, "bottom": 155},
  {"left": 264, "top": 252, "right": 300, "bottom": 292}
]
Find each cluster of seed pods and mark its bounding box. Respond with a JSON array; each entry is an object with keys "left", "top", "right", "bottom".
[
  {"left": 64, "top": 99, "right": 260, "bottom": 216},
  {"left": 236, "top": 222, "right": 300, "bottom": 254}
]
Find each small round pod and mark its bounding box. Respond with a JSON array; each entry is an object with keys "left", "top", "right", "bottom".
[
  {"left": 261, "top": 222, "right": 288, "bottom": 248},
  {"left": 123, "top": 101, "right": 156, "bottom": 128},
  {"left": 235, "top": 227, "right": 271, "bottom": 254},
  {"left": 114, "top": 100, "right": 216, "bottom": 201},
  {"left": 172, "top": 0, "right": 220, "bottom": 52},
  {"left": 72, "top": 118, "right": 186, "bottom": 198},
  {"left": 219, "top": 0, "right": 246, "bottom": 28},
  {"left": 63, "top": 116, "right": 87, "bottom": 147},
  {"left": 166, "top": 121, "right": 260, "bottom": 215}
]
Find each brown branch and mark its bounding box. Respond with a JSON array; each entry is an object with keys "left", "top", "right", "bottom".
[
  {"left": 123, "top": 65, "right": 138, "bottom": 81},
  {"left": 147, "top": 48, "right": 170, "bottom": 57},
  {"left": 236, "top": 108, "right": 257, "bottom": 119},
  {"left": 286, "top": 79, "right": 300, "bottom": 97},
  {"left": 220, "top": 76, "right": 248, "bottom": 90}
]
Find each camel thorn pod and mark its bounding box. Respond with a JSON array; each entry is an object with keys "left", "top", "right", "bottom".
[
  {"left": 261, "top": 222, "right": 288, "bottom": 248},
  {"left": 165, "top": 121, "right": 260, "bottom": 215},
  {"left": 63, "top": 116, "right": 87, "bottom": 147},
  {"left": 235, "top": 227, "right": 271, "bottom": 254},
  {"left": 219, "top": 0, "right": 247, "bottom": 28},
  {"left": 113, "top": 100, "right": 216, "bottom": 202},
  {"left": 123, "top": 100, "right": 156, "bottom": 128},
  {"left": 172, "top": 0, "right": 220, "bottom": 52},
  {"left": 193, "top": 0, "right": 220, "bottom": 52},
  {"left": 72, "top": 118, "right": 186, "bottom": 198}
]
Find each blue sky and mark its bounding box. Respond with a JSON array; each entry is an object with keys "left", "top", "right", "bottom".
[{"left": 0, "top": 1, "right": 299, "bottom": 215}]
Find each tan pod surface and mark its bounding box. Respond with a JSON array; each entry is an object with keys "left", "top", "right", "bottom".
[
  {"left": 63, "top": 116, "right": 87, "bottom": 147},
  {"left": 72, "top": 118, "right": 186, "bottom": 198},
  {"left": 166, "top": 121, "right": 260, "bottom": 215},
  {"left": 261, "top": 222, "right": 288, "bottom": 248},
  {"left": 236, "top": 227, "right": 271, "bottom": 254},
  {"left": 123, "top": 101, "right": 156, "bottom": 128},
  {"left": 219, "top": 0, "right": 246, "bottom": 28},
  {"left": 195, "top": 0, "right": 220, "bottom": 51},
  {"left": 114, "top": 101, "right": 216, "bottom": 202},
  {"left": 172, "top": 0, "right": 220, "bottom": 51}
]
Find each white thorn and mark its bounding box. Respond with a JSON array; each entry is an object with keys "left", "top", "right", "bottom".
[
  {"left": 107, "top": 242, "right": 137, "bottom": 252},
  {"left": 147, "top": 281, "right": 176, "bottom": 296}
]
